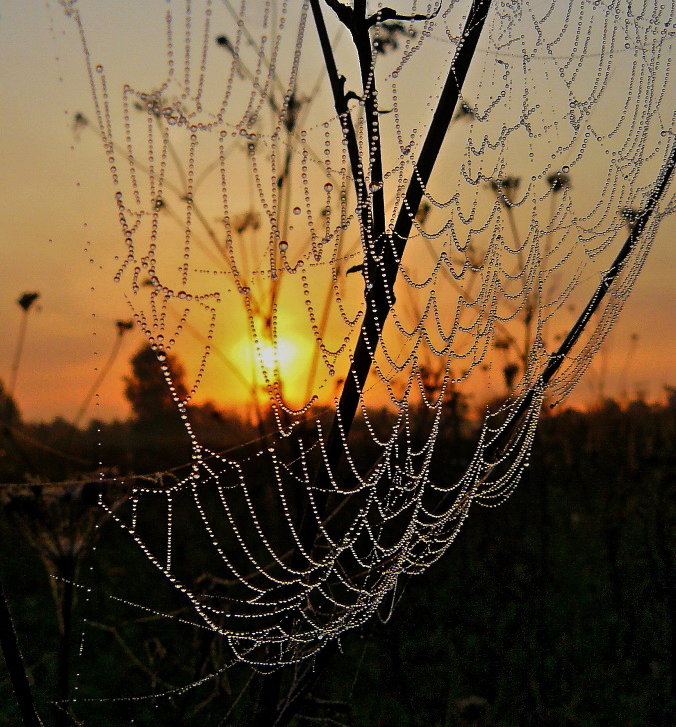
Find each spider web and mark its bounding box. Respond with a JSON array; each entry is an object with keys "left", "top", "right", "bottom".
[{"left": 58, "top": 0, "right": 673, "bottom": 680}]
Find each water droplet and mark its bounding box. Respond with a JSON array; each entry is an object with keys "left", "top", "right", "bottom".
[
  {"left": 279, "top": 240, "right": 288, "bottom": 252},
  {"left": 292, "top": 206, "right": 301, "bottom": 215},
  {"left": 324, "top": 182, "right": 333, "bottom": 192}
]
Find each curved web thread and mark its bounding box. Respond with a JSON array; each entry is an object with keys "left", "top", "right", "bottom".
[{"left": 61, "top": 0, "right": 673, "bottom": 668}]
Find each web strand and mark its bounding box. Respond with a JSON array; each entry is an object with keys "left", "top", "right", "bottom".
[{"left": 57, "top": 0, "right": 674, "bottom": 675}]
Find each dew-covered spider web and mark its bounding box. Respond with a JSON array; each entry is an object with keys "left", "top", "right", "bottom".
[{"left": 58, "top": 0, "right": 673, "bottom": 678}]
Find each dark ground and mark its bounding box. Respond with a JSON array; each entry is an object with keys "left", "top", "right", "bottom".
[{"left": 0, "top": 394, "right": 673, "bottom": 726}]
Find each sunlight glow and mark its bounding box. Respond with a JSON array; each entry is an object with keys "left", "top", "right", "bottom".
[{"left": 256, "top": 338, "right": 296, "bottom": 374}]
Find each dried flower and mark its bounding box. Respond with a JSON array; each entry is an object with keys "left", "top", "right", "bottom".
[
  {"left": 17, "top": 292, "right": 40, "bottom": 311},
  {"left": 115, "top": 320, "right": 134, "bottom": 335},
  {"left": 487, "top": 176, "right": 521, "bottom": 207},
  {"left": 372, "top": 21, "right": 417, "bottom": 54},
  {"left": 619, "top": 206, "right": 640, "bottom": 230},
  {"left": 416, "top": 200, "right": 432, "bottom": 225},
  {"left": 546, "top": 172, "right": 571, "bottom": 192},
  {"left": 454, "top": 100, "right": 475, "bottom": 121}
]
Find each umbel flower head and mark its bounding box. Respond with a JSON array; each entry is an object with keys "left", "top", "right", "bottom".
[
  {"left": 546, "top": 172, "right": 571, "bottom": 192},
  {"left": 487, "top": 176, "right": 521, "bottom": 207},
  {"left": 17, "top": 292, "right": 40, "bottom": 311},
  {"left": 619, "top": 206, "right": 640, "bottom": 229},
  {"left": 372, "top": 21, "right": 417, "bottom": 54},
  {"left": 115, "top": 320, "right": 134, "bottom": 335}
]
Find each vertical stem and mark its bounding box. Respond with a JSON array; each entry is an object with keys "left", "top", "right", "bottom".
[
  {"left": 55, "top": 556, "right": 75, "bottom": 727},
  {"left": 483, "top": 142, "right": 675, "bottom": 461},
  {"left": 319, "top": 0, "right": 493, "bottom": 482},
  {"left": 504, "top": 204, "right": 531, "bottom": 373},
  {"left": 309, "top": 0, "right": 371, "bottom": 237},
  {"left": 352, "top": 11, "right": 386, "bottom": 256},
  {"left": 0, "top": 575, "right": 43, "bottom": 726},
  {"left": 8, "top": 311, "right": 29, "bottom": 401},
  {"left": 73, "top": 331, "right": 124, "bottom": 429}
]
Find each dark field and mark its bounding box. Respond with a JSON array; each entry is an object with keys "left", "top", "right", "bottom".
[{"left": 0, "top": 394, "right": 673, "bottom": 726}]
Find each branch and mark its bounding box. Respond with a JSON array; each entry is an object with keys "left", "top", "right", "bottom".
[
  {"left": 366, "top": 5, "right": 441, "bottom": 29},
  {"left": 483, "top": 141, "right": 676, "bottom": 462},
  {"left": 309, "top": 0, "right": 371, "bottom": 241},
  {"left": 0, "top": 576, "right": 43, "bottom": 726},
  {"left": 323, "top": 0, "right": 352, "bottom": 26},
  {"left": 319, "top": 0, "right": 493, "bottom": 485},
  {"left": 351, "top": 6, "right": 387, "bottom": 261}
]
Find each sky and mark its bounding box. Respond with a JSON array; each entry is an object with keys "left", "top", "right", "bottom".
[{"left": 0, "top": 0, "right": 674, "bottom": 424}]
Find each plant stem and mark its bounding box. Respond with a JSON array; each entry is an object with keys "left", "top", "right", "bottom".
[
  {"left": 55, "top": 556, "right": 75, "bottom": 727},
  {"left": 0, "top": 575, "right": 43, "bottom": 726},
  {"left": 319, "top": 0, "right": 493, "bottom": 483},
  {"left": 72, "top": 330, "right": 125, "bottom": 429},
  {"left": 484, "top": 142, "right": 675, "bottom": 462},
  {"left": 8, "top": 311, "right": 29, "bottom": 401}
]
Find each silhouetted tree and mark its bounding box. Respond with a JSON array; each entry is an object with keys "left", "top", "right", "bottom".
[{"left": 124, "top": 346, "right": 188, "bottom": 422}]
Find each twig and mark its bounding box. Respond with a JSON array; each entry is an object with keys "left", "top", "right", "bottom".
[
  {"left": 0, "top": 576, "right": 43, "bottom": 726},
  {"left": 483, "top": 142, "right": 675, "bottom": 462},
  {"left": 8, "top": 310, "right": 30, "bottom": 401},
  {"left": 72, "top": 328, "right": 126, "bottom": 429},
  {"left": 319, "top": 0, "right": 493, "bottom": 482}
]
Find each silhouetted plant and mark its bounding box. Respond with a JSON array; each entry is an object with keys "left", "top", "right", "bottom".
[
  {"left": 73, "top": 320, "right": 134, "bottom": 429},
  {"left": 8, "top": 292, "right": 40, "bottom": 402}
]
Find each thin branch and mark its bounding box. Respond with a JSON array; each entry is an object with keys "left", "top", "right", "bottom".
[
  {"left": 320, "top": 0, "right": 493, "bottom": 483},
  {"left": 309, "top": 0, "right": 370, "bottom": 241},
  {"left": 350, "top": 6, "right": 387, "bottom": 263},
  {"left": 8, "top": 311, "right": 30, "bottom": 401},
  {"left": 483, "top": 142, "right": 675, "bottom": 462},
  {"left": 366, "top": 5, "right": 441, "bottom": 29},
  {"left": 0, "top": 576, "right": 44, "bottom": 726},
  {"left": 72, "top": 329, "right": 126, "bottom": 429}
]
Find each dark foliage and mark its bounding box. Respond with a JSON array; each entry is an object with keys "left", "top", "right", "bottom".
[{"left": 0, "top": 395, "right": 673, "bottom": 725}]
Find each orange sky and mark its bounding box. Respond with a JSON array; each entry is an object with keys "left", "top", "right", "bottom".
[{"left": 0, "top": 1, "right": 673, "bottom": 424}]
